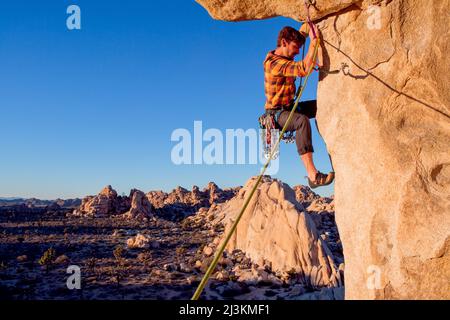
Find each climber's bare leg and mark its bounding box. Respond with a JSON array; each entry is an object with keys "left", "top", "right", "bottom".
[
  {"left": 301, "top": 152, "right": 318, "bottom": 181},
  {"left": 314, "top": 119, "right": 335, "bottom": 172}
]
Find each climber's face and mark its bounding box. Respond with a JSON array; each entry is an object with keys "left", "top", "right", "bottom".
[{"left": 280, "top": 39, "right": 301, "bottom": 59}]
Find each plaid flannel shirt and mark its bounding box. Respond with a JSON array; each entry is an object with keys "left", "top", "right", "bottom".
[{"left": 263, "top": 50, "right": 308, "bottom": 110}]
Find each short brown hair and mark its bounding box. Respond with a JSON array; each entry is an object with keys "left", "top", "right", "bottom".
[{"left": 277, "top": 26, "right": 305, "bottom": 47}]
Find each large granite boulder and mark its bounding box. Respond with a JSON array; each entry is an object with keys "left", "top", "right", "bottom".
[{"left": 210, "top": 176, "right": 342, "bottom": 289}]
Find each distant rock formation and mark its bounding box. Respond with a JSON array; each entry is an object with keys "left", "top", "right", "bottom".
[
  {"left": 72, "top": 185, "right": 130, "bottom": 217},
  {"left": 71, "top": 183, "right": 239, "bottom": 220},
  {"left": 122, "top": 189, "right": 154, "bottom": 220},
  {"left": 54, "top": 198, "right": 82, "bottom": 208},
  {"left": 0, "top": 198, "right": 81, "bottom": 209},
  {"left": 0, "top": 203, "right": 47, "bottom": 214},
  {"left": 146, "top": 182, "right": 240, "bottom": 219},
  {"left": 45, "top": 202, "right": 61, "bottom": 212},
  {"left": 208, "top": 176, "right": 342, "bottom": 289}
]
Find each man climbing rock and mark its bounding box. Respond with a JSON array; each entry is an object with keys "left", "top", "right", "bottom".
[{"left": 263, "top": 25, "right": 334, "bottom": 188}]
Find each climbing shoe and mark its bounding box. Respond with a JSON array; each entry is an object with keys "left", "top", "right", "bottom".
[{"left": 308, "top": 171, "right": 335, "bottom": 189}]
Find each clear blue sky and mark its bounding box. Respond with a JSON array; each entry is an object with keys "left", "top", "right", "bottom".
[{"left": 0, "top": 0, "right": 334, "bottom": 199}]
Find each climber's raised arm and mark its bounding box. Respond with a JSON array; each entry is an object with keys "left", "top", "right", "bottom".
[{"left": 301, "top": 23, "right": 320, "bottom": 72}]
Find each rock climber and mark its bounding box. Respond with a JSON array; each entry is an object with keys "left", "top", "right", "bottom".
[{"left": 263, "top": 24, "right": 334, "bottom": 188}]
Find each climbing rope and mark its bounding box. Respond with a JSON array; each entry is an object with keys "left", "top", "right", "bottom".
[
  {"left": 304, "top": 0, "right": 317, "bottom": 39},
  {"left": 191, "top": 30, "right": 321, "bottom": 300},
  {"left": 295, "top": 38, "right": 307, "bottom": 98}
]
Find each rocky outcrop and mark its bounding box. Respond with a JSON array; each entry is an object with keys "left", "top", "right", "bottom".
[
  {"left": 55, "top": 198, "right": 82, "bottom": 208},
  {"left": 127, "top": 233, "right": 151, "bottom": 249},
  {"left": 305, "top": 197, "right": 343, "bottom": 265},
  {"left": 71, "top": 183, "right": 239, "bottom": 220},
  {"left": 122, "top": 189, "right": 154, "bottom": 220},
  {"left": 209, "top": 176, "right": 342, "bottom": 289},
  {"left": 0, "top": 203, "right": 47, "bottom": 215},
  {"left": 72, "top": 185, "right": 130, "bottom": 217},
  {"left": 195, "top": 0, "right": 365, "bottom": 22},
  {"left": 317, "top": 0, "right": 450, "bottom": 300},
  {"left": 45, "top": 202, "right": 61, "bottom": 212},
  {"left": 293, "top": 185, "right": 320, "bottom": 204},
  {"left": 196, "top": 0, "right": 450, "bottom": 300},
  {"left": 146, "top": 182, "right": 240, "bottom": 219}
]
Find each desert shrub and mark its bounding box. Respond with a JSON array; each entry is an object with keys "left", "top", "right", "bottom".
[
  {"left": 63, "top": 228, "right": 70, "bottom": 244},
  {"left": 113, "top": 245, "right": 124, "bottom": 262},
  {"left": 86, "top": 257, "right": 96, "bottom": 273},
  {"left": 137, "top": 251, "right": 152, "bottom": 264},
  {"left": 111, "top": 266, "right": 124, "bottom": 287},
  {"left": 176, "top": 246, "right": 187, "bottom": 256},
  {"left": 39, "top": 247, "right": 56, "bottom": 273},
  {"left": 180, "top": 219, "right": 191, "bottom": 230},
  {"left": 111, "top": 246, "right": 127, "bottom": 288}
]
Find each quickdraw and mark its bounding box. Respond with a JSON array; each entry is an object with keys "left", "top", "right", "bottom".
[{"left": 258, "top": 110, "right": 295, "bottom": 160}]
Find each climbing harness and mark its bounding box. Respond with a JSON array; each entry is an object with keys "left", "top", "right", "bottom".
[
  {"left": 191, "top": 6, "right": 321, "bottom": 300},
  {"left": 258, "top": 109, "right": 295, "bottom": 160},
  {"left": 258, "top": 111, "right": 279, "bottom": 160},
  {"left": 341, "top": 62, "right": 350, "bottom": 75}
]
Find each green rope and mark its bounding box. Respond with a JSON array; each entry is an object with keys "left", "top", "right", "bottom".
[{"left": 191, "top": 38, "right": 321, "bottom": 301}]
